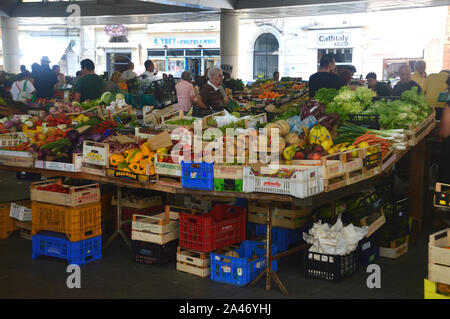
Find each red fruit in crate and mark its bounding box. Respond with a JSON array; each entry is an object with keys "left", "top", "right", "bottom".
[
  {"left": 306, "top": 153, "right": 315, "bottom": 160},
  {"left": 294, "top": 152, "right": 305, "bottom": 160},
  {"left": 314, "top": 145, "right": 324, "bottom": 153}
]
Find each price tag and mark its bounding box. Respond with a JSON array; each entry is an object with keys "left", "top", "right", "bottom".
[
  {"left": 222, "top": 266, "right": 231, "bottom": 273},
  {"left": 237, "top": 268, "right": 243, "bottom": 276}
]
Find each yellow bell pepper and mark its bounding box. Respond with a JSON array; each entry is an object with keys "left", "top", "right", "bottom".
[
  {"left": 124, "top": 148, "right": 138, "bottom": 158},
  {"left": 129, "top": 163, "right": 141, "bottom": 174},
  {"left": 110, "top": 154, "right": 125, "bottom": 167},
  {"left": 126, "top": 149, "right": 143, "bottom": 163},
  {"left": 140, "top": 142, "right": 151, "bottom": 157}
]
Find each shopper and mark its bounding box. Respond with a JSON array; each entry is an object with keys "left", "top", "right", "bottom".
[
  {"left": 174, "top": 71, "right": 196, "bottom": 114},
  {"left": 140, "top": 60, "right": 162, "bottom": 86},
  {"left": 366, "top": 72, "right": 393, "bottom": 97},
  {"left": 195, "top": 68, "right": 209, "bottom": 89},
  {"left": 10, "top": 72, "right": 36, "bottom": 102},
  {"left": 33, "top": 56, "right": 59, "bottom": 99},
  {"left": 52, "top": 65, "right": 65, "bottom": 85},
  {"left": 273, "top": 71, "right": 280, "bottom": 82},
  {"left": 411, "top": 60, "right": 427, "bottom": 89},
  {"left": 339, "top": 69, "right": 353, "bottom": 85},
  {"left": 104, "top": 71, "right": 122, "bottom": 93},
  {"left": 193, "top": 67, "right": 225, "bottom": 117},
  {"left": 73, "top": 71, "right": 82, "bottom": 86},
  {"left": 392, "top": 64, "right": 422, "bottom": 96},
  {"left": 73, "top": 59, "right": 105, "bottom": 102},
  {"left": 20, "top": 65, "right": 28, "bottom": 74},
  {"left": 423, "top": 70, "right": 449, "bottom": 120},
  {"left": 308, "top": 54, "right": 345, "bottom": 98},
  {"left": 120, "top": 62, "right": 138, "bottom": 81},
  {"left": 437, "top": 75, "right": 450, "bottom": 183},
  {"left": 30, "top": 63, "right": 41, "bottom": 85}
]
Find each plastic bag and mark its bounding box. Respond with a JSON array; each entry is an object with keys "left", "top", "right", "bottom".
[
  {"left": 303, "top": 214, "right": 368, "bottom": 255},
  {"left": 215, "top": 110, "right": 239, "bottom": 127}
]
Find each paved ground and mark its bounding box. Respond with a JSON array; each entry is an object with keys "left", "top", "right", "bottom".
[{"left": 0, "top": 170, "right": 436, "bottom": 299}]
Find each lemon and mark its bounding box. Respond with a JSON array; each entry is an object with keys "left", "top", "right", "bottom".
[
  {"left": 321, "top": 140, "right": 332, "bottom": 152},
  {"left": 328, "top": 149, "right": 335, "bottom": 155},
  {"left": 358, "top": 142, "right": 370, "bottom": 149}
]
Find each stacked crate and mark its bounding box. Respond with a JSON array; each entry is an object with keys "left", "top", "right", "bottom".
[
  {"left": 0, "top": 202, "right": 19, "bottom": 239},
  {"left": 30, "top": 179, "right": 102, "bottom": 265},
  {"left": 111, "top": 193, "right": 164, "bottom": 239},
  {"left": 131, "top": 205, "right": 179, "bottom": 266},
  {"left": 425, "top": 228, "right": 450, "bottom": 299}
]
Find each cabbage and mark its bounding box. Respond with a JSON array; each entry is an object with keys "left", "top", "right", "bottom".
[
  {"left": 115, "top": 93, "right": 125, "bottom": 100},
  {"left": 101, "top": 92, "right": 115, "bottom": 105}
]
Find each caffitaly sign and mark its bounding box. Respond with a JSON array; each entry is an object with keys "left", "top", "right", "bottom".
[{"left": 317, "top": 32, "right": 350, "bottom": 47}]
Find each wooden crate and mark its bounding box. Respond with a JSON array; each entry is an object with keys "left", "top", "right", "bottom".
[
  {"left": 155, "top": 153, "right": 182, "bottom": 177},
  {"left": 428, "top": 228, "right": 450, "bottom": 285},
  {"left": 82, "top": 141, "right": 109, "bottom": 167},
  {"left": 214, "top": 165, "right": 244, "bottom": 180},
  {"left": 161, "top": 110, "right": 185, "bottom": 124},
  {"left": 30, "top": 179, "right": 100, "bottom": 207},
  {"left": 0, "top": 132, "right": 27, "bottom": 148},
  {"left": 424, "top": 279, "right": 450, "bottom": 299},
  {"left": 405, "top": 111, "right": 436, "bottom": 146},
  {"left": 202, "top": 110, "right": 226, "bottom": 128},
  {"left": 360, "top": 209, "right": 386, "bottom": 238},
  {"left": 177, "top": 261, "right": 210, "bottom": 278},
  {"left": 248, "top": 203, "right": 312, "bottom": 229},
  {"left": 244, "top": 113, "right": 267, "bottom": 129},
  {"left": 106, "top": 167, "right": 155, "bottom": 183},
  {"left": 176, "top": 246, "right": 210, "bottom": 279},
  {"left": 15, "top": 220, "right": 32, "bottom": 240},
  {"left": 35, "top": 153, "right": 83, "bottom": 172},
  {"left": 379, "top": 235, "right": 409, "bottom": 259},
  {"left": 156, "top": 175, "right": 182, "bottom": 188},
  {"left": 0, "top": 149, "right": 34, "bottom": 168},
  {"left": 111, "top": 195, "right": 162, "bottom": 209},
  {"left": 131, "top": 206, "right": 179, "bottom": 245}
]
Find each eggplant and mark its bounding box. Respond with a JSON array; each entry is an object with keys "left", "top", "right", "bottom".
[{"left": 66, "top": 130, "right": 80, "bottom": 143}]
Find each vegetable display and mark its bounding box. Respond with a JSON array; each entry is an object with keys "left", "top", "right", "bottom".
[{"left": 325, "top": 87, "right": 376, "bottom": 120}]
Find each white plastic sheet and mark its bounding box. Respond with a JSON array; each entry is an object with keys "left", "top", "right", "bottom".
[{"left": 303, "top": 214, "right": 368, "bottom": 255}]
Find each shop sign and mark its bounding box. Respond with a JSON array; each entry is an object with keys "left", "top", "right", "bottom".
[
  {"left": 153, "top": 37, "right": 218, "bottom": 47},
  {"left": 317, "top": 32, "right": 351, "bottom": 47},
  {"left": 105, "top": 25, "right": 127, "bottom": 37}
]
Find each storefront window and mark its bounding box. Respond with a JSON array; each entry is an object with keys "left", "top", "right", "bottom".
[
  {"left": 253, "top": 33, "right": 279, "bottom": 80},
  {"left": 106, "top": 52, "right": 131, "bottom": 76},
  {"left": 167, "top": 58, "right": 185, "bottom": 76},
  {"left": 318, "top": 48, "right": 353, "bottom": 69}
]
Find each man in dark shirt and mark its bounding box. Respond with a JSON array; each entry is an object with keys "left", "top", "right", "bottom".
[
  {"left": 309, "top": 54, "right": 346, "bottom": 98},
  {"left": 74, "top": 59, "right": 105, "bottom": 102},
  {"left": 33, "top": 56, "right": 59, "bottom": 99},
  {"left": 393, "top": 64, "right": 422, "bottom": 96},
  {"left": 366, "top": 72, "right": 393, "bottom": 97},
  {"left": 193, "top": 67, "right": 224, "bottom": 117}
]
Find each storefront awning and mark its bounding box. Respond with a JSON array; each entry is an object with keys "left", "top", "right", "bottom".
[{"left": 97, "top": 43, "right": 139, "bottom": 49}]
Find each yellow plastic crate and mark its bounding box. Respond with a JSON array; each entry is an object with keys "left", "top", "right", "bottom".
[
  {"left": 32, "top": 201, "right": 101, "bottom": 242},
  {"left": 424, "top": 279, "right": 450, "bottom": 299},
  {"left": 0, "top": 202, "right": 17, "bottom": 239}
]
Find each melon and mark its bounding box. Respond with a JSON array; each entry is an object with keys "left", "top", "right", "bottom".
[
  {"left": 264, "top": 123, "right": 281, "bottom": 138},
  {"left": 275, "top": 120, "right": 290, "bottom": 136},
  {"left": 284, "top": 133, "right": 301, "bottom": 146}
]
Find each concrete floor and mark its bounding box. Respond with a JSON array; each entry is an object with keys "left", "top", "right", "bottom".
[{"left": 0, "top": 171, "right": 435, "bottom": 299}]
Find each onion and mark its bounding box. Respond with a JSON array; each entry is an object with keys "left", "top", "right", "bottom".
[{"left": 3, "top": 120, "right": 13, "bottom": 129}]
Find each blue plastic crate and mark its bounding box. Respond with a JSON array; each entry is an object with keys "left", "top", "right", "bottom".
[
  {"left": 32, "top": 231, "right": 102, "bottom": 265},
  {"left": 251, "top": 223, "right": 310, "bottom": 252},
  {"left": 181, "top": 161, "right": 214, "bottom": 191},
  {"left": 210, "top": 240, "right": 278, "bottom": 287}
]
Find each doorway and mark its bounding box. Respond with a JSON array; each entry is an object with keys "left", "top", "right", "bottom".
[
  {"left": 106, "top": 52, "right": 131, "bottom": 77},
  {"left": 187, "top": 58, "right": 201, "bottom": 77}
]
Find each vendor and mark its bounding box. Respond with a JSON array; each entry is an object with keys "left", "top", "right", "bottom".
[
  {"left": 73, "top": 59, "right": 105, "bottom": 103},
  {"left": 104, "top": 71, "right": 122, "bottom": 93},
  {"left": 33, "top": 56, "right": 58, "bottom": 99},
  {"left": 140, "top": 60, "right": 162, "bottom": 86},
  {"left": 366, "top": 72, "right": 393, "bottom": 96},
  {"left": 273, "top": 71, "right": 280, "bottom": 82},
  {"left": 392, "top": 64, "right": 422, "bottom": 96},
  {"left": 411, "top": 60, "right": 427, "bottom": 89},
  {"left": 308, "top": 54, "right": 345, "bottom": 98},
  {"left": 192, "top": 67, "right": 225, "bottom": 117},
  {"left": 423, "top": 70, "right": 449, "bottom": 120},
  {"left": 437, "top": 75, "right": 450, "bottom": 183}
]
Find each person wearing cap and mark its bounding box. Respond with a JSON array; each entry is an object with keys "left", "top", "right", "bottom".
[
  {"left": 73, "top": 59, "right": 105, "bottom": 102},
  {"left": 33, "top": 56, "right": 59, "bottom": 99},
  {"left": 366, "top": 72, "right": 393, "bottom": 97}
]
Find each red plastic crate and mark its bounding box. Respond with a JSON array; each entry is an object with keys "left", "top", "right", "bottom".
[
  {"left": 114, "top": 205, "right": 164, "bottom": 238},
  {"left": 179, "top": 204, "right": 246, "bottom": 253}
]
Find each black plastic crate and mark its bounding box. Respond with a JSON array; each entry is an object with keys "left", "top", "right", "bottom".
[
  {"left": 134, "top": 240, "right": 178, "bottom": 266},
  {"left": 16, "top": 172, "right": 41, "bottom": 181},
  {"left": 383, "top": 198, "right": 409, "bottom": 225},
  {"left": 304, "top": 249, "right": 359, "bottom": 281},
  {"left": 348, "top": 114, "right": 380, "bottom": 130},
  {"left": 359, "top": 238, "right": 379, "bottom": 267}
]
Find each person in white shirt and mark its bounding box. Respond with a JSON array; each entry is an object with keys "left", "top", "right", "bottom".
[
  {"left": 120, "top": 62, "right": 138, "bottom": 81},
  {"left": 11, "top": 72, "right": 36, "bottom": 102},
  {"left": 140, "top": 60, "right": 162, "bottom": 85}
]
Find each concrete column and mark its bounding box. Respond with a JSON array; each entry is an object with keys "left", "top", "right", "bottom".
[
  {"left": 220, "top": 10, "right": 239, "bottom": 78},
  {"left": 1, "top": 17, "right": 20, "bottom": 73}
]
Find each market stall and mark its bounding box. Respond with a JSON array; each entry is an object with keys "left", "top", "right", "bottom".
[{"left": 0, "top": 78, "right": 438, "bottom": 295}]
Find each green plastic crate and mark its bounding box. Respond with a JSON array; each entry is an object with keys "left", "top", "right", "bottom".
[{"left": 214, "top": 178, "right": 243, "bottom": 192}]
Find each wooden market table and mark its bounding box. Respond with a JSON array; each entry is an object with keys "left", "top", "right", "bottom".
[{"left": 0, "top": 137, "right": 431, "bottom": 295}]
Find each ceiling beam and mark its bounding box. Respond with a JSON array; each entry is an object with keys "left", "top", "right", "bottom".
[{"left": 139, "top": 0, "right": 235, "bottom": 10}]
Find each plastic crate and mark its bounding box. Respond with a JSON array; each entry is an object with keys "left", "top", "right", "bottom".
[
  {"left": 16, "top": 172, "right": 41, "bottom": 181},
  {"left": 0, "top": 202, "right": 17, "bottom": 239},
  {"left": 10, "top": 201, "right": 32, "bottom": 221},
  {"left": 32, "top": 231, "right": 101, "bottom": 265},
  {"left": 359, "top": 238, "right": 379, "bottom": 266},
  {"left": 31, "top": 201, "right": 102, "bottom": 242},
  {"left": 252, "top": 223, "right": 306, "bottom": 252},
  {"left": 243, "top": 166, "right": 324, "bottom": 199},
  {"left": 181, "top": 161, "right": 214, "bottom": 191},
  {"left": 210, "top": 240, "right": 279, "bottom": 287},
  {"left": 179, "top": 204, "right": 246, "bottom": 253},
  {"left": 134, "top": 240, "right": 178, "bottom": 266},
  {"left": 304, "top": 249, "right": 359, "bottom": 281},
  {"left": 125, "top": 93, "right": 158, "bottom": 109},
  {"left": 114, "top": 205, "right": 164, "bottom": 239},
  {"left": 377, "top": 198, "right": 410, "bottom": 242}
]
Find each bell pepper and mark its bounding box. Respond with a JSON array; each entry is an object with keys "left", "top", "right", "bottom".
[
  {"left": 126, "top": 149, "right": 143, "bottom": 163},
  {"left": 117, "top": 161, "right": 129, "bottom": 171},
  {"left": 124, "top": 148, "right": 138, "bottom": 159},
  {"left": 129, "top": 163, "right": 141, "bottom": 174},
  {"left": 110, "top": 154, "right": 125, "bottom": 167},
  {"left": 140, "top": 142, "right": 151, "bottom": 157}
]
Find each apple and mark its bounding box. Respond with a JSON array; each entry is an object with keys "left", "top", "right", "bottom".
[
  {"left": 294, "top": 151, "right": 305, "bottom": 160},
  {"left": 314, "top": 145, "right": 324, "bottom": 153},
  {"left": 306, "top": 153, "right": 315, "bottom": 160}
]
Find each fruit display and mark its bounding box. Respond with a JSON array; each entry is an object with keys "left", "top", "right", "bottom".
[
  {"left": 258, "top": 90, "right": 281, "bottom": 100},
  {"left": 36, "top": 183, "right": 70, "bottom": 193}
]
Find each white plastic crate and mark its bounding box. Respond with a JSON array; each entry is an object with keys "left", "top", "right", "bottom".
[
  {"left": 243, "top": 166, "right": 324, "bottom": 199},
  {"left": 10, "top": 202, "right": 32, "bottom": 221}
]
